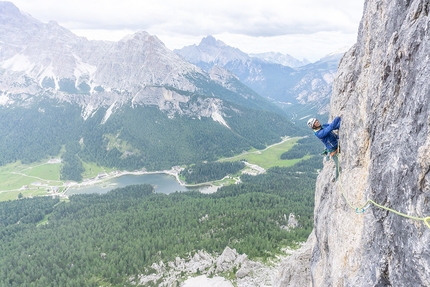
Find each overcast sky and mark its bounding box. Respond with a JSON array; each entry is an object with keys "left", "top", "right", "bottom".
[{"left": 11, "top": 0, "right": 365, "bottom": 62}]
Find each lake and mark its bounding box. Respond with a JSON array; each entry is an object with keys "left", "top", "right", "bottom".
[{"left": 65, "top": 173, "right": 212, "bottom": 195}]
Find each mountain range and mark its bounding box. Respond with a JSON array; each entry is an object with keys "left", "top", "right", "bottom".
[
  {"left": 0, "top": 1, "right": 302, "bottom": 179},
  {"left": 174, "top": 35, "right": 347, "bottom": 118},
  {"left": 1, "top": 2, "right": 281, "bottom": 117}
]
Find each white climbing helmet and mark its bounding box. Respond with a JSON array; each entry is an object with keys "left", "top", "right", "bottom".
[{"left": 307, "top": 118, "right": 318, "bottom": 129}]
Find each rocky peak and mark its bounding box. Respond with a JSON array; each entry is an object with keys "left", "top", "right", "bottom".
[
  {"left": 200, "top": 35, "right": 225, "bottom": 47},
  {"left": 92, "top": 31, "right": 199, "bottom": 90},
  {"left": 175, "top": 35, "right": 250, "bottom": 67},
  {"left": 0, "top": 1, "right": 21, "bottom": 19}
]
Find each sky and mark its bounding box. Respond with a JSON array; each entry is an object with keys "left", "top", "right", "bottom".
[{"left": 10, "top": 0, "right": 365, "bottom": 62}]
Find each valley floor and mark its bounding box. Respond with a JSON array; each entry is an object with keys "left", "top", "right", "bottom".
[{"left": 0, "top": 136, "right": 296, "bottom": 201}]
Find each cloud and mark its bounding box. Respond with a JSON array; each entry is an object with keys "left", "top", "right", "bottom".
[
  {"left": 205, "top": 31, "right": 356, "bottom": 61},
  {"left": 15, "top": 0, "right": 362, "bottom": 34},
  {"left": 11, "top": 0, "right": 364, "bottom": 61}
]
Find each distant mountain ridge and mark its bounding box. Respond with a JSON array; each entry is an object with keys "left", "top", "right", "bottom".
[
  {"left": 175, "top": 36, "right": 347, "bottom": 117},
  {"left": 249, "top": 52, "right": 310, "bottom": 68}
]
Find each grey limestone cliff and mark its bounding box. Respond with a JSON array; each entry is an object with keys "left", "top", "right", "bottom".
[{"left": 275, "top": 0, "right": 430, "bottom": 286}]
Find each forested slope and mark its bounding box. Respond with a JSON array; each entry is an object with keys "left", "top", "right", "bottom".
[
  {"left": 0, "top": 154, "right": 320, "bottom": 286},
  {"left": 0, "top": 100, "right": 301, "bottom": 182}
]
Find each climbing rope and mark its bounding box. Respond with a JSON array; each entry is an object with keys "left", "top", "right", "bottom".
[{"left": 335, "top": 148, "right": 430, "bottom": 229}]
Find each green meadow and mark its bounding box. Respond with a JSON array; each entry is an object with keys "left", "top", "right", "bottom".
[
  {"left": 0, "top": 159, "right": 115, "bottom": 201},
  {"left": 219, "top": 137, "right": 308, "bottom": 169}
]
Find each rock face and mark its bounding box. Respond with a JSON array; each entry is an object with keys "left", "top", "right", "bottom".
[
  {"left": 311, "top": 0, "right": 430, "bottom": 286},
  {"left": 274, "top": 0, "right": 430, "bottom": 286},
  {"left": 272, "top": 232, "right": 314, "bottom": 287}
]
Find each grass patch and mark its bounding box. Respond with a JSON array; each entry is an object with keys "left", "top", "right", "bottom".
[
  {"left": 0, "top": 159, "right": 117, "bottom": 202},
  {"left": 0, "top": 160, "right": 63, "bottom": 191},
  {"left": 0, "top": 190, "right": 23, "bottom": 201},
  {"left": 0, "top": 158, "right": 117, "bottom": 202},
  {"left": 36, "top": 213, "right": 51, "bottom": 227},
  {"left": 23, "top": 163, "right": 62, "bottom": 181},
  {"left": 81, "top": 162, "right": 115, "bottom": 179},
  {"left": 219, "top": 137, "right": 307, "bottom": 169},
  {"left": 104, "top": 134, "right": 140, "bottom": 157},
  {"left": 211, "top": 175, "right": 240, "bottom": 187},
  {"left": 0, "top": 188, "right": 49, "bottom": 201}
]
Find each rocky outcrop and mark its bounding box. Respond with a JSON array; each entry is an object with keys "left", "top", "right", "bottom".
[
  {"left": 133, "top": 246, "right": 283, "bottom": 287},
  {"left": 272, "top": 231, "right": 314, "bottom": 287},
  {"left": 311, "top": 0, "right": 430, "bottom": 286}
]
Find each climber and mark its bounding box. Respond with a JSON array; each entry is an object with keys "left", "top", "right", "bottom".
[
  {"left": 307, "top": 116, "right": 341, "bottom": 157},
  {"left": 308, "top": 116, "right": 341, "bottom": 182}
]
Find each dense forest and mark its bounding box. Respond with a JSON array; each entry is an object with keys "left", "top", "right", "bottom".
[
  {"left": 0, "top": 154, "right": 320, "bottom": 287},
  {"left": 179, "top": 161, "right": 245, "bottom": 184},
  {"left": 0, "top": 99, "right": 303, "bottom": 181},
  {"left": 280, "top": 136, "right": 323, "bottom": 159}
]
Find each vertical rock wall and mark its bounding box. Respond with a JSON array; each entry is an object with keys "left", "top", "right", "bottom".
[{"left": 311, "top": 0, "right": 430, "bottom": 286}]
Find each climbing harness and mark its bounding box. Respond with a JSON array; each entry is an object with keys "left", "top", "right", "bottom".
[{"left": 335, "top": 146, "right": 430, "bottom": 229}]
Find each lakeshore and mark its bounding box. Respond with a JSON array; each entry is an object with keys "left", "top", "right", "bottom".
[
  {"left": 69, "top": 135, "right": 293, "bottom": 191},
  {"left": 0, "top": 164, "right": 218, "bottom": 201},
  {"left": 62, "top": 166, "right": 219, "bottom": 196},
  {"left": 64, "top": 166, "right": 184, "bottom": 190}
]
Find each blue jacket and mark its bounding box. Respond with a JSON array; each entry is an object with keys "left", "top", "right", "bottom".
[{"left": 314, "top": 116, "right": 341, "bottom": 151}]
